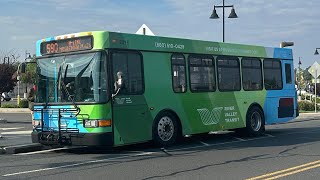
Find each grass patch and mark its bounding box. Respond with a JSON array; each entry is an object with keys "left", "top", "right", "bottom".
[{"left": 1, "top": 104, "right": 18, "bottom": 108}]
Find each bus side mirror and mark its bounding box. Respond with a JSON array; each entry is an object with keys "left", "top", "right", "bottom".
[
  {"left": 112, "top": 72, "right": 124, "bottom": 98},
  {"left": 115, "top": 71, "right": 124, "bottom": 90},
  {"left": 116, "top": 77, "right": 123, "bottom": 89}
]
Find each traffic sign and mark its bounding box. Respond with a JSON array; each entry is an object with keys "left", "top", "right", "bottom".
[{"left": 308, "top": 62, "right": 320, "bottom": 78}]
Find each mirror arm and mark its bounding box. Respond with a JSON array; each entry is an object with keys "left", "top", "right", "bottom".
[{"left": 112, "top": 88, "right": 121, "bottom": 98}]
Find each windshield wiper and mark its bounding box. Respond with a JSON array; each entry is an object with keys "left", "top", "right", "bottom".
[
  {"left": 59, "top": 53, "right": 97, "bottom": 115},
  {"left": 60, "top": 64, "right": 80, "bottom": 115},
  {"left": 45, "top": 57, "right": 80, "bottom": 115}
]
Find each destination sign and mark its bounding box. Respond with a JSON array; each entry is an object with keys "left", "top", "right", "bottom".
[{"left": 40, "top": 36, "right": 93, "bottom": 55}]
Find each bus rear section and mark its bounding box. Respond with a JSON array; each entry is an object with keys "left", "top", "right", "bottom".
[{"left": 264, "top": 58, "right": 298, "bottom": 125}]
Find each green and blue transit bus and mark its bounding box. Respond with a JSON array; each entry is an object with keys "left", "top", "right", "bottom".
[{"left": 31, "top": 31, "right": 298, "bottom": 147}]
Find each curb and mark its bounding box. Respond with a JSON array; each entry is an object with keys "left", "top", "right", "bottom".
[
  {"left": 0, "top": 108, "right": 30, "bottom": 113},
  {"left": 3, "top": 143, "right": 43, "bottom": 154},
  {"left": 299, "top": 113, "right": 320, "bottom": 116}
]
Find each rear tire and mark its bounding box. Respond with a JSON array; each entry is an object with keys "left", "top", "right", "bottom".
[
  {"left": 152, "top": 112, "right": 180, "bottom": 147},
  {"left": 244, "top": 106, "right": 265, "bottom": 136}
]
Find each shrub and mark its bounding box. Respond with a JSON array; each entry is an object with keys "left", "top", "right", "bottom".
[
  {"left": 311, "top": 97, "right": 320, "bottom": 103},
  {"left": 300, "top": 94, "right": 311, "bottom": 100},
  {"left": 298, "top": 100, "right": 320, "bottom": 111},
  {"left": 18, "top": 99, "right": 29, "bottom": 108},
  {"left": 1, "top": 104, "right": 18, "bottom": 108}
]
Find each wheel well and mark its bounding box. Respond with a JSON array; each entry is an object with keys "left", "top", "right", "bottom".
[{"left": 156, "top": 109, "right": 183, "bottom": 135}]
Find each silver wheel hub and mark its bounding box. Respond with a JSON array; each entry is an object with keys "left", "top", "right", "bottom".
[
  {"left": 158, "top": 116, "right": 174, "bottom": 142},
  {"left": 251, "top": 111, "right": 262, "bottom": 131}
]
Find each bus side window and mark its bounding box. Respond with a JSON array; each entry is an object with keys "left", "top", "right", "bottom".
[
  {"left": 285, "top": 63, "right": 292, "bottom": 84},
  {"left": 242, "top": 57, "right": 263, "bottom": 91},
  {"left": 171, "top": 54, "right": 187, "bottom": 93},
  {"left": 111, "top": 51, "right": 144, "bottom": 95},
  {"left": 264, "top": 59, "right": 283, "bottom": 90}
]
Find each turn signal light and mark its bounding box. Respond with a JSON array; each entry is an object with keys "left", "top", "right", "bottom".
[
  {"left": 84, "top": 119, "right": 112, "bottom": 128},
  {"left": 98, "top": 120, "right": 112, "bottom": 127}
]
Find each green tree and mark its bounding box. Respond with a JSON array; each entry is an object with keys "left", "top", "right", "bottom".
[
  {"left": 0, "top": 49, "right": 20, "bottom": 106},
  {"left": 0, "top": 63, "right": 16, "bottom": 93},
  {"left": 303, "top": 66, "right": 312, "bottom": 82},
  {"left": 296, "top": 67, "right": 306, "bottom": 89},
  {"left": 20, "top": 55, "right": 36, "bottom": 85}
]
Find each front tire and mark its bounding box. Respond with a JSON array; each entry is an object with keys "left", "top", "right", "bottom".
[{"left": 152, "top": 112, "right": 179, "bottom": 147}]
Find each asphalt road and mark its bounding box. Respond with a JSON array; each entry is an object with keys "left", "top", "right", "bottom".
[
  {"left": 0, "top": 114, "right": 320, "bottom": 180},
  {"left": 0, "top": 113, "right": 32, "bottom": 147}
]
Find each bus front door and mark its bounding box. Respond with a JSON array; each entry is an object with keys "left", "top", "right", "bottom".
[
  {"left": 112, "top": 95, "right": 151, "bottom": 146},
  {"left": 110, "top": 50, "right": 152, "bottom": 146}
]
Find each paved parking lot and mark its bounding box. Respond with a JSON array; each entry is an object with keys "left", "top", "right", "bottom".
[{"left": 0, "top": 113, "right": 320, "bottom": 179}]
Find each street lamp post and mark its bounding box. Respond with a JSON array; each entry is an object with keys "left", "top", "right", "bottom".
[
  {"left": 17, "top": 63, "right": 22, "bottom": 106},
  {"left": 24, "top": 51, "right": 32, "bottom": 99},
  {"left": 314, "top": 49, "right": 320, "bottom": 112},
  {"left": 209, "top": 0, "right": 238, "bottom": 42},
  {"left": 298, "top": 57, "right": 302, "bottom": 97}
]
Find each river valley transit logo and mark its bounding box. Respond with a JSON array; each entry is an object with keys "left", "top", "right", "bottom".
[{"left": 197, "top": 107, "right": 223, "bottom": 125}]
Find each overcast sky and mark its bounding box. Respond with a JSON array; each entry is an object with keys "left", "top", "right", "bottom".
[{"left": 0, "top": 0, "right": 319, "bottom": 68}]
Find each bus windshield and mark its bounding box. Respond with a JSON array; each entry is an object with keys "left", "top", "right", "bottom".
[{"left": 36, "top": 52, "right": 108, "bottom": 103}]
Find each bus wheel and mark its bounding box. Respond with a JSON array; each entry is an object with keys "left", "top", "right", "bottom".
[
  {"left": 245, "top": 106, "right": 265, "bottom": 136},
  {"left": 152, "top": 112, "right": 179, "bottom": 147}
]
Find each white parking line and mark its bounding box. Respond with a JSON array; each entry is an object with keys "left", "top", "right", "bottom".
[
  {"left": 0, "top": 127, "right": 24, "bottom": 131},
  {"left": 1, "top": 131, "right": 32, "bottom": 135},
  {"left": 264, "top": 133, "right": 275, "bottom": 138},
  {"left": 1, "top": 135, "right": 30, "bottom": 140},
  {"left": 2, "top": 152, "right": 154, "bottom": 177},
  {"left": 169, "top": 135, "right": 273, "bottom": 152},
  {"left": 198, "top": 141, "right": 210, "bottom": 146},
  {"left": 14, "top": 147, "right": 70, "bottom": 155},
  {"left": 232, "top": 137, "right": 246, "bottom": 141}
]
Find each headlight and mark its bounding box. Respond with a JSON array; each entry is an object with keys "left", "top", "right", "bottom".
[{"left": 84, "top": 120, "right": 98, "bottom": 128}]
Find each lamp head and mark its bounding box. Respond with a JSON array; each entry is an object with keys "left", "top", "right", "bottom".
[
  {"left": 228, "top": 8, "right": 238, "bottom": 18},
  {"left": 210, "top": 9, "right": 219, "bottom": 19},
  {"left": 280, "top": 42, "right": 294, "bottom": 48}
]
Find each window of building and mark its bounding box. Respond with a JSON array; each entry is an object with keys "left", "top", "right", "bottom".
[
  {"left": 217, "top": 56, "right": 241, "bottom": 91},
  {"left": 242, "top": 58, "right": 263, "bottom": 91},
  {"left": 111, "top": 51, "right": 144, "bottom": 95},
  {"left": 285, "top": 63, "right": 292, "bottom": 84},
  {"left": 264, "top": 59, "right": 283, "bottom": 90},
  {"left": 189, "top": 55, "right": 215, "bottom": 92},
  {"left": 171, "top": 54, "right": 187, "bottom": 93}
]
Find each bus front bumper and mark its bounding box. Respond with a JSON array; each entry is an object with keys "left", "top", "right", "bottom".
[{"left": 31, "top": 131, "right": 113, "bottom": 146}]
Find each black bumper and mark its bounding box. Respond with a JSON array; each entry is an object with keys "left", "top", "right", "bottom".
[{"left": 32, "top": 131, "right": 113, "bottom": 146}]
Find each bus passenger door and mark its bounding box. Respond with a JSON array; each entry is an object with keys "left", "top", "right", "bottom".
[{"left": 110, "top": 51, "right": 151, "bottom": 146}]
